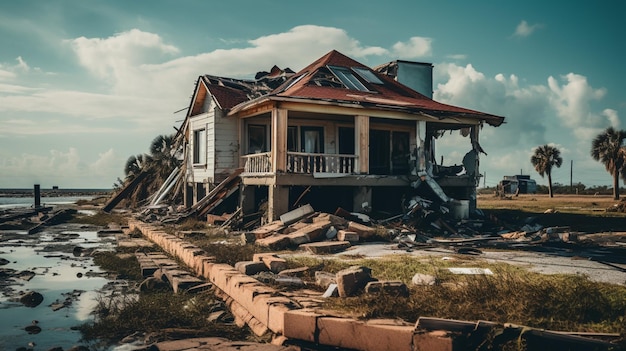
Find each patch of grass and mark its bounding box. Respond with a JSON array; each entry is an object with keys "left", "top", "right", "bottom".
[
  {"left": 192, "top": 240, "right": 263, "bottom": 266},
  {"left": 79, "top": 291, "right": 250, "bottom": 345},
  {"left": 92, "top": 251, "right": 143, "bottom": 281},
  {"left": 69, "top": 212, "right": 128, "bottom": 227},
  {"left": 289, "top": 255, "right": 626, "bottom": 334}
]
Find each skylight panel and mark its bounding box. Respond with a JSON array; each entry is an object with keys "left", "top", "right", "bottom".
[
  {"left": 327, "top": 65, "right": 369, "bottom": 91},
  {"left": 282, "top": 72, "right": 308, "bottom": 91},
  {"left": 352, "top": 67, "right": 383, "bottom": 84}
]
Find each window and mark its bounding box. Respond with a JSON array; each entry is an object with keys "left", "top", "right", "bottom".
[
  {"left": 352, "top": 67, "right": 383, "bottom": 84},
  {"left": 193, "top": 129, "right": 206, "bottom": 164},
  {"left": 327, "top": 65, "right": 369, "bottom": 91},
  {"left": 301, "top": 126, "right": 324, "bottom": 153},
  {"left": 248, "top": 125, "right": 267, "bottom": 154},
  {"left": 287, "top": 126, "right": 298, "bottom": 152}
]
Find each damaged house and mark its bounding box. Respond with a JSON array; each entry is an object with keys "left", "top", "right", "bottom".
[{"left": 180, "top": 50, "right": 504, "bottom": 222}]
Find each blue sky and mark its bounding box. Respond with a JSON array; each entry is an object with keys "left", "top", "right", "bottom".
[{"left": 0, "top": 0, "right": 624, "bottom": 189}]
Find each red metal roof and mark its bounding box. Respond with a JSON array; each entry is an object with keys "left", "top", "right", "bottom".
[
  {"left": 198, "top": 50, "right": 504, "bottom": 126},
  {"left": 271, "top": 50, "right": 504, "bottom": 125}
]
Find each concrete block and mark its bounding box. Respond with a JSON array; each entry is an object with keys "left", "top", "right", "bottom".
[
  {"left": 287, "top": 231, "right": 311, "bottom": 246},
  {"left": 337, "top": 230, "right": 359, "bottom": 243},
  {"left": 315, "top": 271, "right": 337, "bottom": 289},
  {"left": 262, "top": 255, "right": 288, "bottom": 273},
  {"left": 335, "top": 266, "right": 373, "bottom": 297},
  {"left": 300, "top": 241, "right": 351, "bottom": 254},
  {"left": 413, "top": 330, "right": 454, "bottom": 351},
  {"left": 278, "top": 266, "right": 310, "bottom": 277},
  {"left": 318, "top": 317, "right": 414, "bottom": 351},
  {"left": 241, "top": 231, "right": 256, "bottom": 244},
  {"left": 317, "top": 317, "right": 361, "bottom": 350},
  {"left": 347, "top": 221, "right": 377, "bottom": 239},
  {"left": 267, "top": 299, "right": 296, "bottom": 334},
  {"left": 235, "top": 261, "right": 269, "bottom": 275},
  {"left": 359, "top": 319, "right": 414, "bottom": 351},
  {"left": 280, "top": 204, "right": 314, "bottom": 225},
  {"left": 283, "top": 309, "right": 320, "bottom": 342},
  {"left": 364, "top": 280, "right": 409, "bottom": 297},
  {"left": 255, "top": 235, "right": 291, "bottom": 250},
  {"left": 170, "top": 274, "right": 203, "bottom": 293},
  {"left": 250, "top": 220, "right": 285, "bottom": 239}
]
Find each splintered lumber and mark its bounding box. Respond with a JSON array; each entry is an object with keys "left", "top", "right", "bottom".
[
  {"left": 103, "top": 171, "right": 148, "bottom": 212},
  {"left": 182, "top": 168, "right": 243, "bottom": 220}
]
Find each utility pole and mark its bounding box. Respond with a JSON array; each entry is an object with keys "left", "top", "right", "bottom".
[
  {"left": 484, "top": 172, "right": 486, "bottom": 188},
  {"left": 570, "top": 160, "right": 573, "bottom": 191}
]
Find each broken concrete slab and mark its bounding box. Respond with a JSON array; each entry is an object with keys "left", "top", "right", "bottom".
[
  {"left": 280, "top": 204, "right": 314, "bottom": 225},
  {"left": 300, "top": 241, "right": 351, "bottom": 254},
  {"left": 448, "top": 268, "right": 493, "bottom": 275}
]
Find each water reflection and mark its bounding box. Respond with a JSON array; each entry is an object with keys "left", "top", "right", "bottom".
[{"left": 0, "top": 224, "right": 115, "bottom": 349}]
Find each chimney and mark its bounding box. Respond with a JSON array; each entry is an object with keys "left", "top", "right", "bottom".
[{"left": 375, "top": 60, "right": 433, "bottom": 98}]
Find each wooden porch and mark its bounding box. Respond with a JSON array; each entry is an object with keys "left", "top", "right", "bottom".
[{"left": 242, "top": 152, "right": 358, "bottom": 175}]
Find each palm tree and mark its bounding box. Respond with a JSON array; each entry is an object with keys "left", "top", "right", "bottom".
[
  {"left": 591, "top": 127, "right": 626, "bottom": 200},
  {"left": 530, "top": 144, "right": 563, "bottom": 198},
  {"left": 120, "top": 134, "right": 182, "bottom": 208}
]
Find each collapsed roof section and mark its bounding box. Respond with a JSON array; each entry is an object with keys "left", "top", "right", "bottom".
[{"left": 189, "top": 50, "right": 504, "bottom": 128}]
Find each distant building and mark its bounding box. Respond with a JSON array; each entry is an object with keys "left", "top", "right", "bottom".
[{"left": 499, "top": 175, "right": 537, "bottom": 194}]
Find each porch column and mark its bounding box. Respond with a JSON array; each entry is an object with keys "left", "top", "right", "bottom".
[
  {"left": 240, "top": 184, "right": 256, "bottom": 215},
  {"left": 355, "top": 115, "right": 369, "bottom": 174},
  {"left": 271, "top": 108, "right": 288, "bottom": 173},
  {"left": 415, "top": 120, "right": 427, "bottom": 174},
  {"left": 268, "top": 185, "right": 289, "bottom": 221},
  {"left": 353, "top": 186, "right": 372, "bottom": 212}
]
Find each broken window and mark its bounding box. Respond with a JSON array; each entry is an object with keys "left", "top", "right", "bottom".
[
  {"left": 327, "top": 66, "right": 369, "bottom": 91},
  {"left": 248, "top": 125, "right": 267, "bottom": 154},
  {"left": 193, "top": 129, "right": 206, "bottom": 164}
]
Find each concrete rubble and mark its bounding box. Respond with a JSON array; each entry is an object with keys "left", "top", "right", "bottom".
[{"left": 125, "top": 218, "right": 624, "bottom": 351}]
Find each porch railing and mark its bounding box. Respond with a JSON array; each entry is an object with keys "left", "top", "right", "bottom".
[
  {"left": 241, "top": 152, "right": 357, "bottom": 174},
  {"left": 242, "top": 152, "right": 272, "bottom": 173}
]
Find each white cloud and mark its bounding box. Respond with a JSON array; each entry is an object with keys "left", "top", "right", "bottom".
[
  {"left": 446, "top": 54, "right": 467, "bottom": 60},
  {"left": 513, "top": 20, "right": 542, "bottom": 37},
  {"left": 391, "top": 37, "right": 433, "bottom": 58},
  {"left": 547, "top": 73, "right": 614, "bottom": 139},
  {"left": 67, "top": 28, "right": 180, "bottom": 81}
]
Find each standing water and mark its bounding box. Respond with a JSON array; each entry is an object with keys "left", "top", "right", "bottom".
[{"left": 0, "top": 192, "right": 119, "bottom": 349}]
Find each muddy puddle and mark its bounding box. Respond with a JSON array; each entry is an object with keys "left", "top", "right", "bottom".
[{"left": 0, "top": 224, "right": 118, "bottom": 350}]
